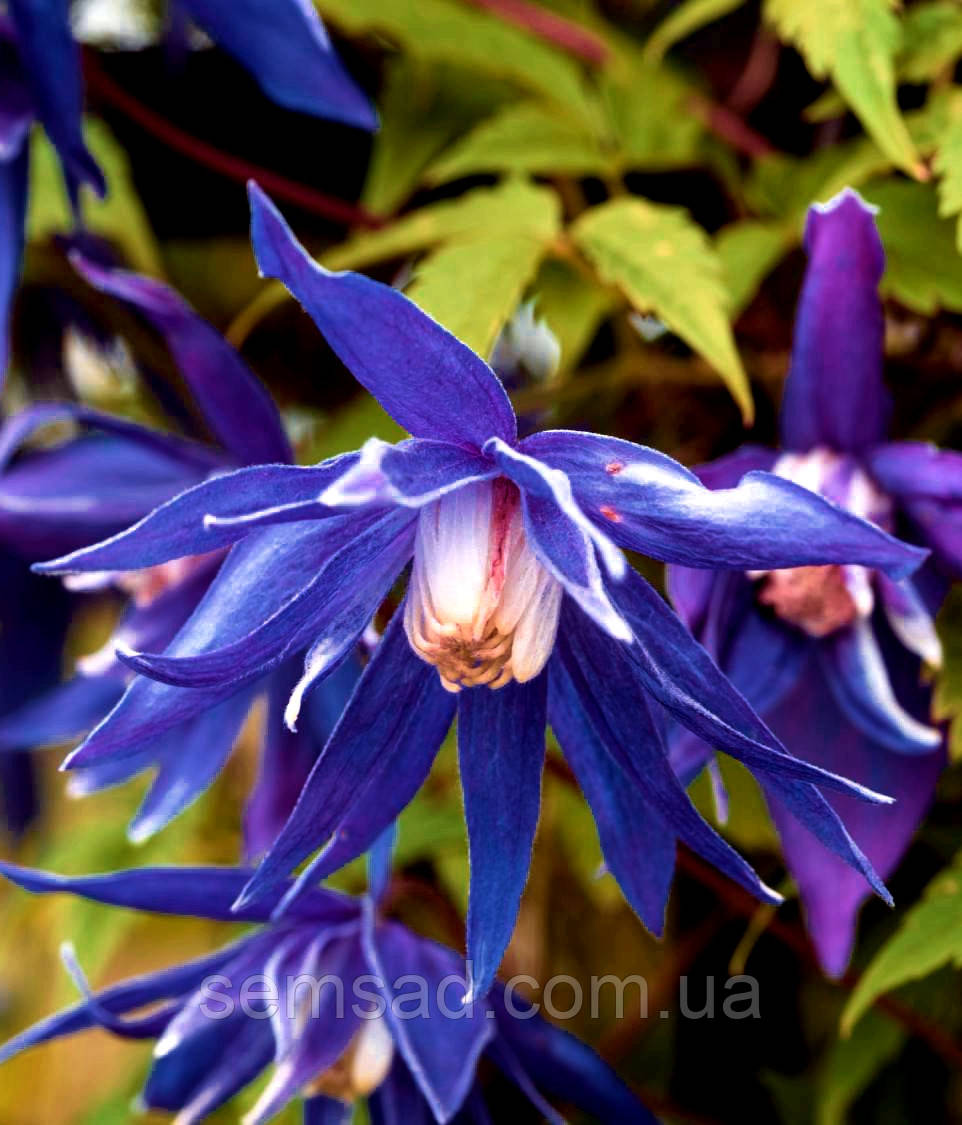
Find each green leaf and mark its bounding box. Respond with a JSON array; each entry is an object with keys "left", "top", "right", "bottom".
[
  {"left": 715, "top": 219, "right": 793, "bottom": 316},
  {"left": 363, "top": 57, "right": 512, "bottom": 214},
  {"left": 27, "top": 117, "right": 164, "bottom": 277},
  {"left": 644, "top": 0, "right": 748, "bottom": 62},
  {"left": 899, "top": 1, "right": 962, "bottom": 83},
  {"left": 571, "top": 197, "right": 753, "bottom": 420},
  {"left": 324, "top": 178, "right": 561, "bottom": 271},
  {"left": 425, "top": 102, "right": 611, "bottom": 186},
  {"left": 764, "top": 0, "right": 922, "bottom": 178},
  {"left": 314, "top": 0, "right": 596, "bottom": 123},
  {"left": 861, "top": 178, "right": 962, "bottom": 313},
  {"left": 407, "top": 232, "right": 555, "bottom": 357},
  {"left": 815, "top": 1008, "right": 905, "bottom": 1125},
  {"left": 934, "top": 585, "right": 962, "bottom": 763},
  {"left": 599, "top": 61, "right": 707, "bottom": 171},
  {"left": 842, "top": 849, "right": 962, "bottom": 1034},
  {"left": 530, "top": 257, "right": 614, "bottom": 372},
  {"left": 933, "top": 97, "right": 962, "bottom": 253}
]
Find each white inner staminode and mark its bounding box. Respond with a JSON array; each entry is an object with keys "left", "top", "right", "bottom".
[{"left": 405, "top": 478, "right": 562, "bottom": 693}]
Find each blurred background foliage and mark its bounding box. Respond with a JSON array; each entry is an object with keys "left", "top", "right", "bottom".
[{"left": 4, "top": 0, "right": 962, "bottom": 1121}]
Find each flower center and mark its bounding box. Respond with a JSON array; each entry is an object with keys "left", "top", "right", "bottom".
[
  {"left": 757, "top": 565, "right": 858, "bottom": 637},
  {"left": 751, "top": 449, "right": 889, "bottom": 637},
  {"left": 404, "top": 477, "right": 562, "bottom": 693},
  {"left": 304, "top": 1017, "right": 394, "bottom": 1102}
]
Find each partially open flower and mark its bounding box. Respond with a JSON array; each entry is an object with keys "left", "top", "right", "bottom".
[{"left": 405, "top": 479, "right": 562, "bottom": 692}]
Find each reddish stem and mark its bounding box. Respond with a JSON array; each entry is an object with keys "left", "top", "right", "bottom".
[
  {"left": 689, "top": 94, "right": 776, "bottom": 159},
  {"left": 83, "top": 54, "right": 385, "bottom": 229},
  {"left": 461, "top": 0, "right": 610, "bottom": 65}
]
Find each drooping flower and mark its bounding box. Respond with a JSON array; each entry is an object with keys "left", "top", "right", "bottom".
[
  {"left": 667, "top": 188, "right": 949, "bottom": 976},
  {"left": 37, "top": 182, "right": 933, "bottom": 1002},
  {"left": 0, "top": 1, "right": 106, "bottom": 373},
  {"left": 0, "top": 860, "right": 655, "bottom": 1124},
  {"left": 0, "top": 251, "right": 355, "bottom": 854},
  {"left": 0, "top": 0, "right": 375, "bottom": 379}
]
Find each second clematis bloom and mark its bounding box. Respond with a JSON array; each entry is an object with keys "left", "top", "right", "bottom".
[
  {"left": 37, "top": 183, "right": 932, "bottom": 1002},
  {"left": 0, "top": 859, "right": 655, "bottom": 1123},
  {"left": 668, "top": 188, "right": 950, "bottom": 976}
]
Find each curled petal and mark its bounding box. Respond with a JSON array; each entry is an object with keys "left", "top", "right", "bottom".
[
  {"left": 320, "top": 436, "right": 496, "bottom": 509},
  {"left": 522, "top": 430, "right": 926, "bottom": 577},
  {"left": 819, "top": 619, "right": 942, "bottom": 753}
]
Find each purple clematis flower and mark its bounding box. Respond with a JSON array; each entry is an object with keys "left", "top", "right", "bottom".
[
  {"left": 667, "top": 188, "right": 950, "bottom": 976},
  {"left": 36, "top": 182, "right": 933, "bottom": 1003},
  {"left": 0, "top": 250, "right": 356, "bottom": 854},
  {"left": 0, "top": 0, "right": 374, "bottom": 380},
  {"left": 0, "top": 859, "right": 655, "bottom": 1124},
  {"left": 0, "top": 0, "right": 106, "bottom": 374}
]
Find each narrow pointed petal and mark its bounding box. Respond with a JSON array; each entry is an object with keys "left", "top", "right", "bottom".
[
  {"left": 248, "top": 183, "right": 517, "bottom": 449},
  {"left": 0, "top": 673, "right": 124, "bottom": 750},
  {"left": 62, "top": 521, "right": 362, "bottom": 766},
  {"left": 0, "top": 146, "right": 27, "bottom": 378},
  {"left": 120, "top": 508, "right": 414, "bottom": 691},
  {"left": 867, "top": 441, "right": 962, "bottom": 502},
  {"left": 361, "top": 913, "right": 495, "bottom": 1122},
  {"left": 491, "top": 990, "right": 658, "bottom": 1125},
  {"left": 235, "top": 611, "right": 455, "bottom": 912},
  {"left": 610, "top": 569, "right": 892, "bottom": 802},
  {"left": 35, "top": 459, "right": 355, "bottom": 575},
  {"left": 243, "top": 936, "right": 367, "bottom": 1125},
  {"left": 244, "top": 657, "right": 360, "bottom": 860},
  {"left": 320, "top": 437, "right": 496, "bottom": 509},
  {"left": 0, "top": 943, "right": 244, "bottom": 1066},
  {"left": 522, "top": 430, "right": 925, "bottom": 577},
  {"left": 459, "top": 675, "right": 547, "bottom": 1002},
  {"left": 780, "top": 189, "right": 889, "bottom": 453},
  {"left": 763, "top": 657, "right": 943, "bottom": 976},
  {"left": 177, "top": 0, "right": 376, "bottom": 129},
  {"left": 0, "top": 862, "right": 354, "bottom": 924},
  {"left": 819, "top": 620, "right": 942, "bottom": 753},
  {"left": 8, "top": 0, "right": 105, "bottom": 202},
  {"left": 71, "top": 253, "right": 291, "bottom": 465},
  {"left": 368, "top": 1064, "right": 438, "bottom": 1125},
  {"left": 486, "top": 438, "right": 631, "bottom": 641},
  {"left": 554, "top": 618, "right": 781, "bottom": 908},
  {"left": 549, "top": 656, "right": 675, "bottom": 934},
  {"left": 877, "top": 574, "right": 942, "bottom": 667},
  {"left": 126, "top": 689, "right": 254, "bottom": 843}
]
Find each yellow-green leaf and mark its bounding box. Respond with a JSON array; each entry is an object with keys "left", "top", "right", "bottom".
[
  {"left": 815, "top": 1008, "right": 906, "bottom": 1125},
  {"left": 362, "top": 57, "right": 511, "bottom": 215},
  {"left": 314, "top": 0, "right": 595, "bottom": 123},
  {"left": 425, "top": 102, "right": 610, "bottom": 186},
  {"left": 933, "top": 97, "right": 962, "bottom": 253},
  {"left": 934, "top": 585, "right": 962, "bottom": 763},
  {"left": 899, "top": 0, "right": 962, "bottom": 83},
  {"left": 841, "top": 849, "right": 962, "bottom": 1034},
  {"left": 407, "top": 229, "right": 559, "bottom": 357},
  {"left": 530, "top": 257, "right": 614, "bottom": 372},
  {"left": 571, "top": 197, "right": 753, "bottom": 420},
  {"left": 764, "top": 0, "right": 923, "bottom": 178},
  {"left": 715, "top": 219, "right": 793, "bottom": 316},
  {"left": 861, "top": 178, "right": 962, "bottom": 313},
  {"left": 324, "top": 179, "right": 561, "bottom": 272}
]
